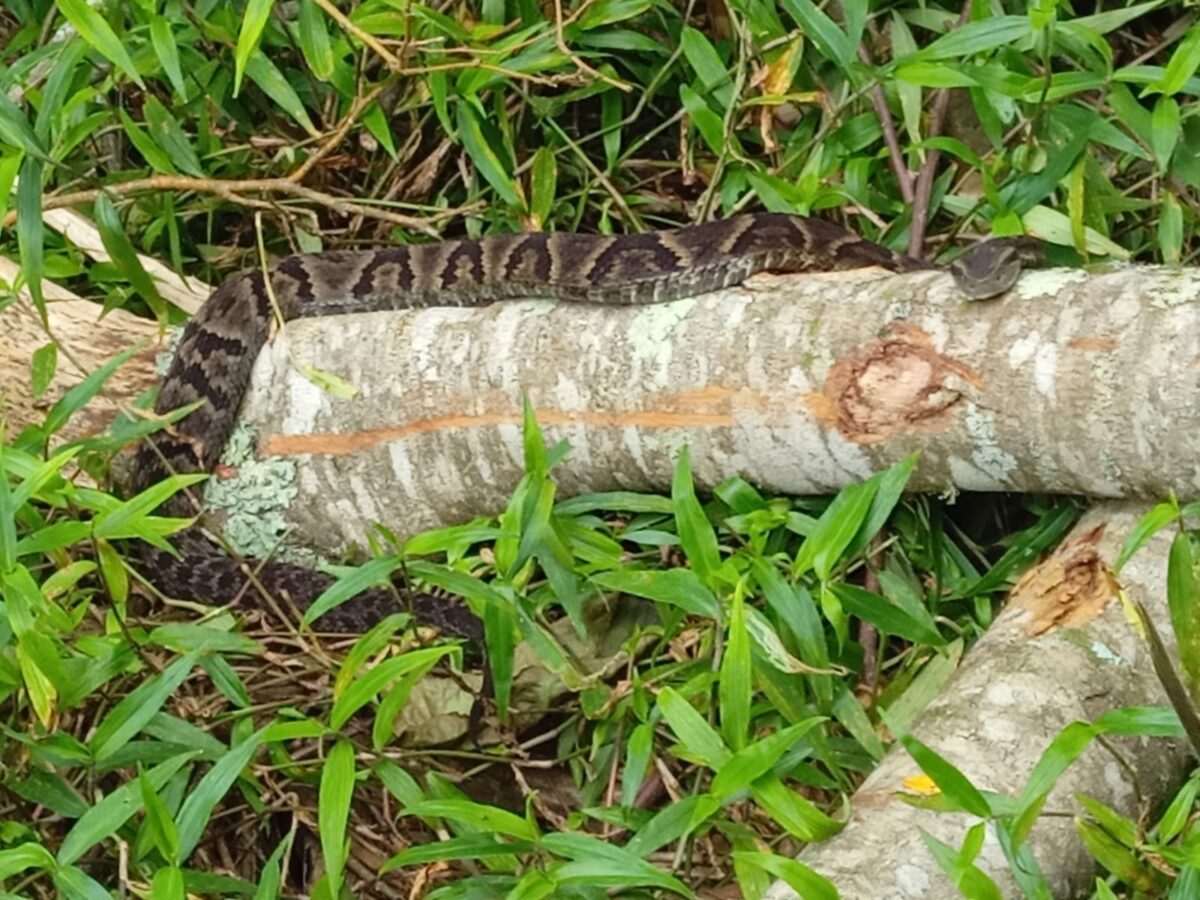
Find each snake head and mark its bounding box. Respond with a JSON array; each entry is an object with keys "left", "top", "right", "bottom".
[{"left": 949, "top": 236, "right": 1044, "bottom": 300}]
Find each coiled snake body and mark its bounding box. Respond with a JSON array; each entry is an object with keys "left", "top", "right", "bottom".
[{"left": 128, "top": 213, "right": 1032, "bottom": 635}]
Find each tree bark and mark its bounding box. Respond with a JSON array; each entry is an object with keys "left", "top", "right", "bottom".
[
  {"left": 768, "top": 501, "right": 1190, "bottom": 898},
  {"left": 210, "top": 263, "right": 1200, "bottom": 560}
]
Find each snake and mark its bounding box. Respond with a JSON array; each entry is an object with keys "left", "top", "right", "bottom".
[{"left": 125, "top": 213, "right": 1038, "bottom": 637}]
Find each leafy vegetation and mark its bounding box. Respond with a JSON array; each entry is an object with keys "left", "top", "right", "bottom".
[{"left": 2, "top": 0, "right": 1200, "bottom": 897}]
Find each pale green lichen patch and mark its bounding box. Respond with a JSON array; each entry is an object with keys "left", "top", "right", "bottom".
[
  {"left": 1148, "top": 267, "right": 1200, "bottom": 309},
  {"left": 202, "top": 423, "right": 319, "bottom": 566},
  {"left": 1016, "top": 266, "right": 1087, "bottom": 300},
  {"left": 963, "top": 403, "right": 1018, "bottom": 482},
  {"left": 154, "top": 328, "right": 184, "bottom": 376}
]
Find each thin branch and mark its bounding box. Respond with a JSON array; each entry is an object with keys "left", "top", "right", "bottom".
[
  {"left": 289, "top": 82, "right": 390, "bottom": 184},
  {"left": 858, "top": 45, "right": 915, "bottom": 204},
  {"left": 908, "top": 2, "right": 972, "bottom": 257},
  {"left": 309, "top": 0, "right": 402, "bottom": 70},
  {"left": 3, "top": 176, "right": 444, "bottom": 236}
]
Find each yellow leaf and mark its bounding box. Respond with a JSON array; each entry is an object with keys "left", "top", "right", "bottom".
[{"left": 902, "top": 773, "right": 941, "bottom": 795}]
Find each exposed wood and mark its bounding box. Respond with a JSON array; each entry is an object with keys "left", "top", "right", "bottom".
[
  {"left": 0, "top": 261, "right": 161, "bottom": 443},
  {"left": 0, "top": 208, "right": 206, "bottom": 442}
]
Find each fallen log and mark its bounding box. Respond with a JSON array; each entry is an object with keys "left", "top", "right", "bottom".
[{"left": 203, "top": 262, "right": 1200, "bottom": 560}]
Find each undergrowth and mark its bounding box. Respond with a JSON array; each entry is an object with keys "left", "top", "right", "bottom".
[{"left": 2, "top": 0, "right": 1200, "bottom": 897}]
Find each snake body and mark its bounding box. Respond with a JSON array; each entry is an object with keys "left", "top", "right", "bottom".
[{"left": 128, "top": 213, "right": 1023, "bottom": 634}]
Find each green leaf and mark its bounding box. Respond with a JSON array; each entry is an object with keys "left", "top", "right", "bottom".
[
  {"left": 832, "top": 684, "right": 886, "bottom": 760},
  {"left": 97, "top": 537, "right": 128, "bottom": 608},
  {"left": 383, "top": 834, "right": 534, "bottom": 869},
  {"left": 142, "top": 97, "right": 204, "bottom": 178},
  {"left": 0, "top": 843, "right": 55, "bottom": 881},
  {"left": 1075, "top": 818, "right": 1148, "bottom": 886},
  {"left": 329, "top": 645, "right": 456, "bottom": 730},
  {"left": 680, "top": 27, "right": 733, "bottom": 109},
  {"left": 843, "top": 453, "right": 918, "bottom": 560},
  {"left": 90, "top": 651, "right": 201, "bottom": 762},
  {"left": 297, "top": 0, "right": 334, "bottom": 80},
  {"left": 624, "top": 795, "right": 720, "bottom": 858},
  {"left": 319, "top": 738, "right": 355, "bottom": 898},
  {"left": 301, "top": 555, "right": 402, "bottom": 625},
  {"left": 885, "top": 712, "right": 991, "bottom": 818},
  {"left": 749, "top": 559, "right": 830, "bottom": 671},
  {"left": 456, "top": 101, "right": 521, "bottom": 208},
  {"left": 1168, "top": 531, "right": 1200, "bottom": 687},
  {"left": 235, "top": 0, "right": 277, "bottom": 95},
  {"left": 914, "top": 15, "right": 1031, "bottom": 61},
  {"left": 600, "top": 87, "right": 622, "bottom": 169},
  {"left": 719, "top": 589, "right": 752, "bottom": 751},
  {"left": 1115, "top": 501, "right": 1178, "bottom": 572},
  {"left": 53, "top": 864, "right": 112, "bottom": 900},
  {"left": 16, "top": 155, "right": 44, "bottom": 308},
  {"left": 362, "top": 101, "right": 397, "bottom": 158},
  {"left": 656, "top": 686, "right": 730, "bottom": 769},
  {"left": 540, "top": 833, "right": 694, "bottom": 896},
  {"left": 93, "top": 192, "right": 168, "bottom": 319},
  {"left": 150, "top": 866, "right": 185, "bottom": 900},
  {"left": 0, "top": 93, "right": 49, "bottom": 159},
  {"left": 1153, "top": 20, "right": 1200, "bottom": 96},
  {"left": 58, "top": 753, "right": 196, "bottom": 865},
  {"left": 149, "top": 16, "right": 187, "bottom": 98},
  {"left": 921, "top": 827, "right": 1004, "bottom": 900},
  {"left": 620, "top": 721, "right": 655, "bottom": 807},
  {"left": 794, "top": 479, "right": 879, "bottom": 581},
  {"left": 92, "top": 473, "right": 205, "bottom": 544},
  {"left": 731, "top": 851, "right": 838, "bottom": 900},
  {"left": 1150, "top": 95, "right": 1180, "bottom": 172},
  {"left": 0, "top": 153, "right": 21, "bottom": 227},
  {"left": 590, "top": 568, "right": 719, "bottom": 619},
  {"left": 671, "top": 447, "right": 722, "bottom": 586},
  {"left": 29, "top": 342, "right": 57, "bottom": 397},
  {"left": 139, "top": 768, "right": 181, "bottom": 863},
  {"left": 399, "top": 799, "right": 539, "bottom": 841},
  {"left": 54, "top": 0, "right": 145, "bottom": 87},
  {"left": 1158, "top": 193, "right": 1183, "bottom": 265},
  {"left": 749, "top": 774, "right": 840, "bottom": 840},
  {"left": 956, "top": 503, "right": 1079, "bottom": 597},
  {"left": 778, "top": 0, "right": 854, "bottom": 69},
  {"left": 16, "top": 638, "right": 56, "bottom": 727},
  {"left": 710, "top": 719, "right": 824, "bottom": 801},
  {"left": 243, "top": 52, "right": 318, "bottom": 136},
  {"left": 679, "top": 83, "right": 726, "bottom": 155},
  {"left": 118, "top": 108, "right": 177, "bottom": 174},
  {"left": 831, "top": 582, "right": 944, "bottom": 646},
  {"left": 253, "top": 832, "right": 292, "bottom": 900},
  {"left": 174, "top": 729, "right": 265, "bottom": 861},
  {"left": 34, "top": 38, "right": 87, "bottom": 142},
  {"left": 894, "top": 61, "right": 981, "bottom": 89},
  {"left": 555, "top": 492, "right": 674, "bottom": 516},
  {"left": 529, "top": 145, "right": 557, "bottom": 228}
]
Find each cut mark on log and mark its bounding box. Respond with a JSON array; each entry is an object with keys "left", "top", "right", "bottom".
[
  {"left": 262, "top": 400, "right": 739, "bottom": 458},
  {"left": 805, "top": 323, "right": 980, "bottom": 445},
  {"left": 1009, "top": 525, "right": 1118, "bottom": 636}
]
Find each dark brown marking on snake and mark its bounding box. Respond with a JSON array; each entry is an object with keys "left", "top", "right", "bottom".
[
  {"left": 588, "top": 232, "right": 685, "bottom": 282},
  {"left": 502, "top": 232, "right": 553, "bottom": 284},
  {"left": 440, "top": 241, "right": 487, "bottom": 291},
  {"left": 125, "top": 214, "right": 1031, "bottom": 638}
]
